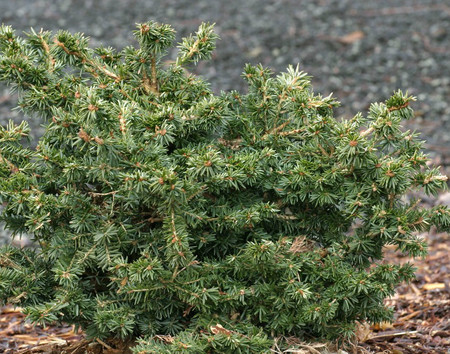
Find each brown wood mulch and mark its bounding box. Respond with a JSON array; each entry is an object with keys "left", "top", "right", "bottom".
[
  {"left": 0, "top": 230, "right": 448, "bottom": 353},
  {"left": 0, "top": 309, "right": 83, "bottom": 353},
  {"left": 359, "top": 227, "right": 449, "bottom": 354}
]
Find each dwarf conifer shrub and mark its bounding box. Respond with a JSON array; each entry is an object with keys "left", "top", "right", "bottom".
[{"left": 0, "top": 21, "right": 449, "bottom": 353}]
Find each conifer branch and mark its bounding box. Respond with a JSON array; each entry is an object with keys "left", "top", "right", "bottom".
[
  {"left": 360, "top": 126, "right": 374, "bottom": 137},
  {"left": 262, "top": 126, "right": 305, "bottom": 140},
  {"left": 38, "top": 31, "right": 55, "bottom": 72},
  {"left": 151, "top": 55, "right": 158, "bottom": 93},
  {"left": 0, "top": 150, "right": 19, "bottom": 173},
  {"left": 53, "top": 38, "right": 120, "bottom": 81}
]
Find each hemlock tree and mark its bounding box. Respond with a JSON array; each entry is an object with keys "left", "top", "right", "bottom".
[{"left": 0, "top": 21, "right": 449, "bottom": 353}]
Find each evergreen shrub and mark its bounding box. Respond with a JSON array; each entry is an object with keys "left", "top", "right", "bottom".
[{"left": 0, "top": 21, "right": 449, "bottom": 353}]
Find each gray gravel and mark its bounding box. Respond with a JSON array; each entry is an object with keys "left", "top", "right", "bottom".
[{"left": 1, "top": 0, "right": 449, "bottom": 242}]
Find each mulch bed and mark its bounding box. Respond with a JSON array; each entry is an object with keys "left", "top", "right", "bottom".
[
  {"left": 361, "top": 228, "right": 449, "bottom": 353},
  {"left": 0, "top": 309, "right": 83, "bottom": 353},
  {"left": 1, "top": 228, "right": 448, "bottom": 353}
]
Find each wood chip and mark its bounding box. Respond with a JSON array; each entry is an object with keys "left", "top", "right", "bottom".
[
  {"left": 397, "top": 310, "right": 422, "bottom": 322},
  {"left": 422, "top": 283, "right": 445, "bottom": 290}
]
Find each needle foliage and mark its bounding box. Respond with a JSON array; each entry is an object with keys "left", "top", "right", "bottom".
[{"left": 0, "top": 21, "right": 449, "bottom": 353}]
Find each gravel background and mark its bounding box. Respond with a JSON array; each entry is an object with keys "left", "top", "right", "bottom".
[{"left": 1, "top": 0, "right": 449, "bottom": 242}]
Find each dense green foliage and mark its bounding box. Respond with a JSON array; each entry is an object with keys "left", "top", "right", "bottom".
[{"left": 0, "top": 21, "right": 449, "bottom": 352}]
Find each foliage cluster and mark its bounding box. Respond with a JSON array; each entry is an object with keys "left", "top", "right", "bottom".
[{"left": 0, "top": 21, "right": 448, "bottom": 352}]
